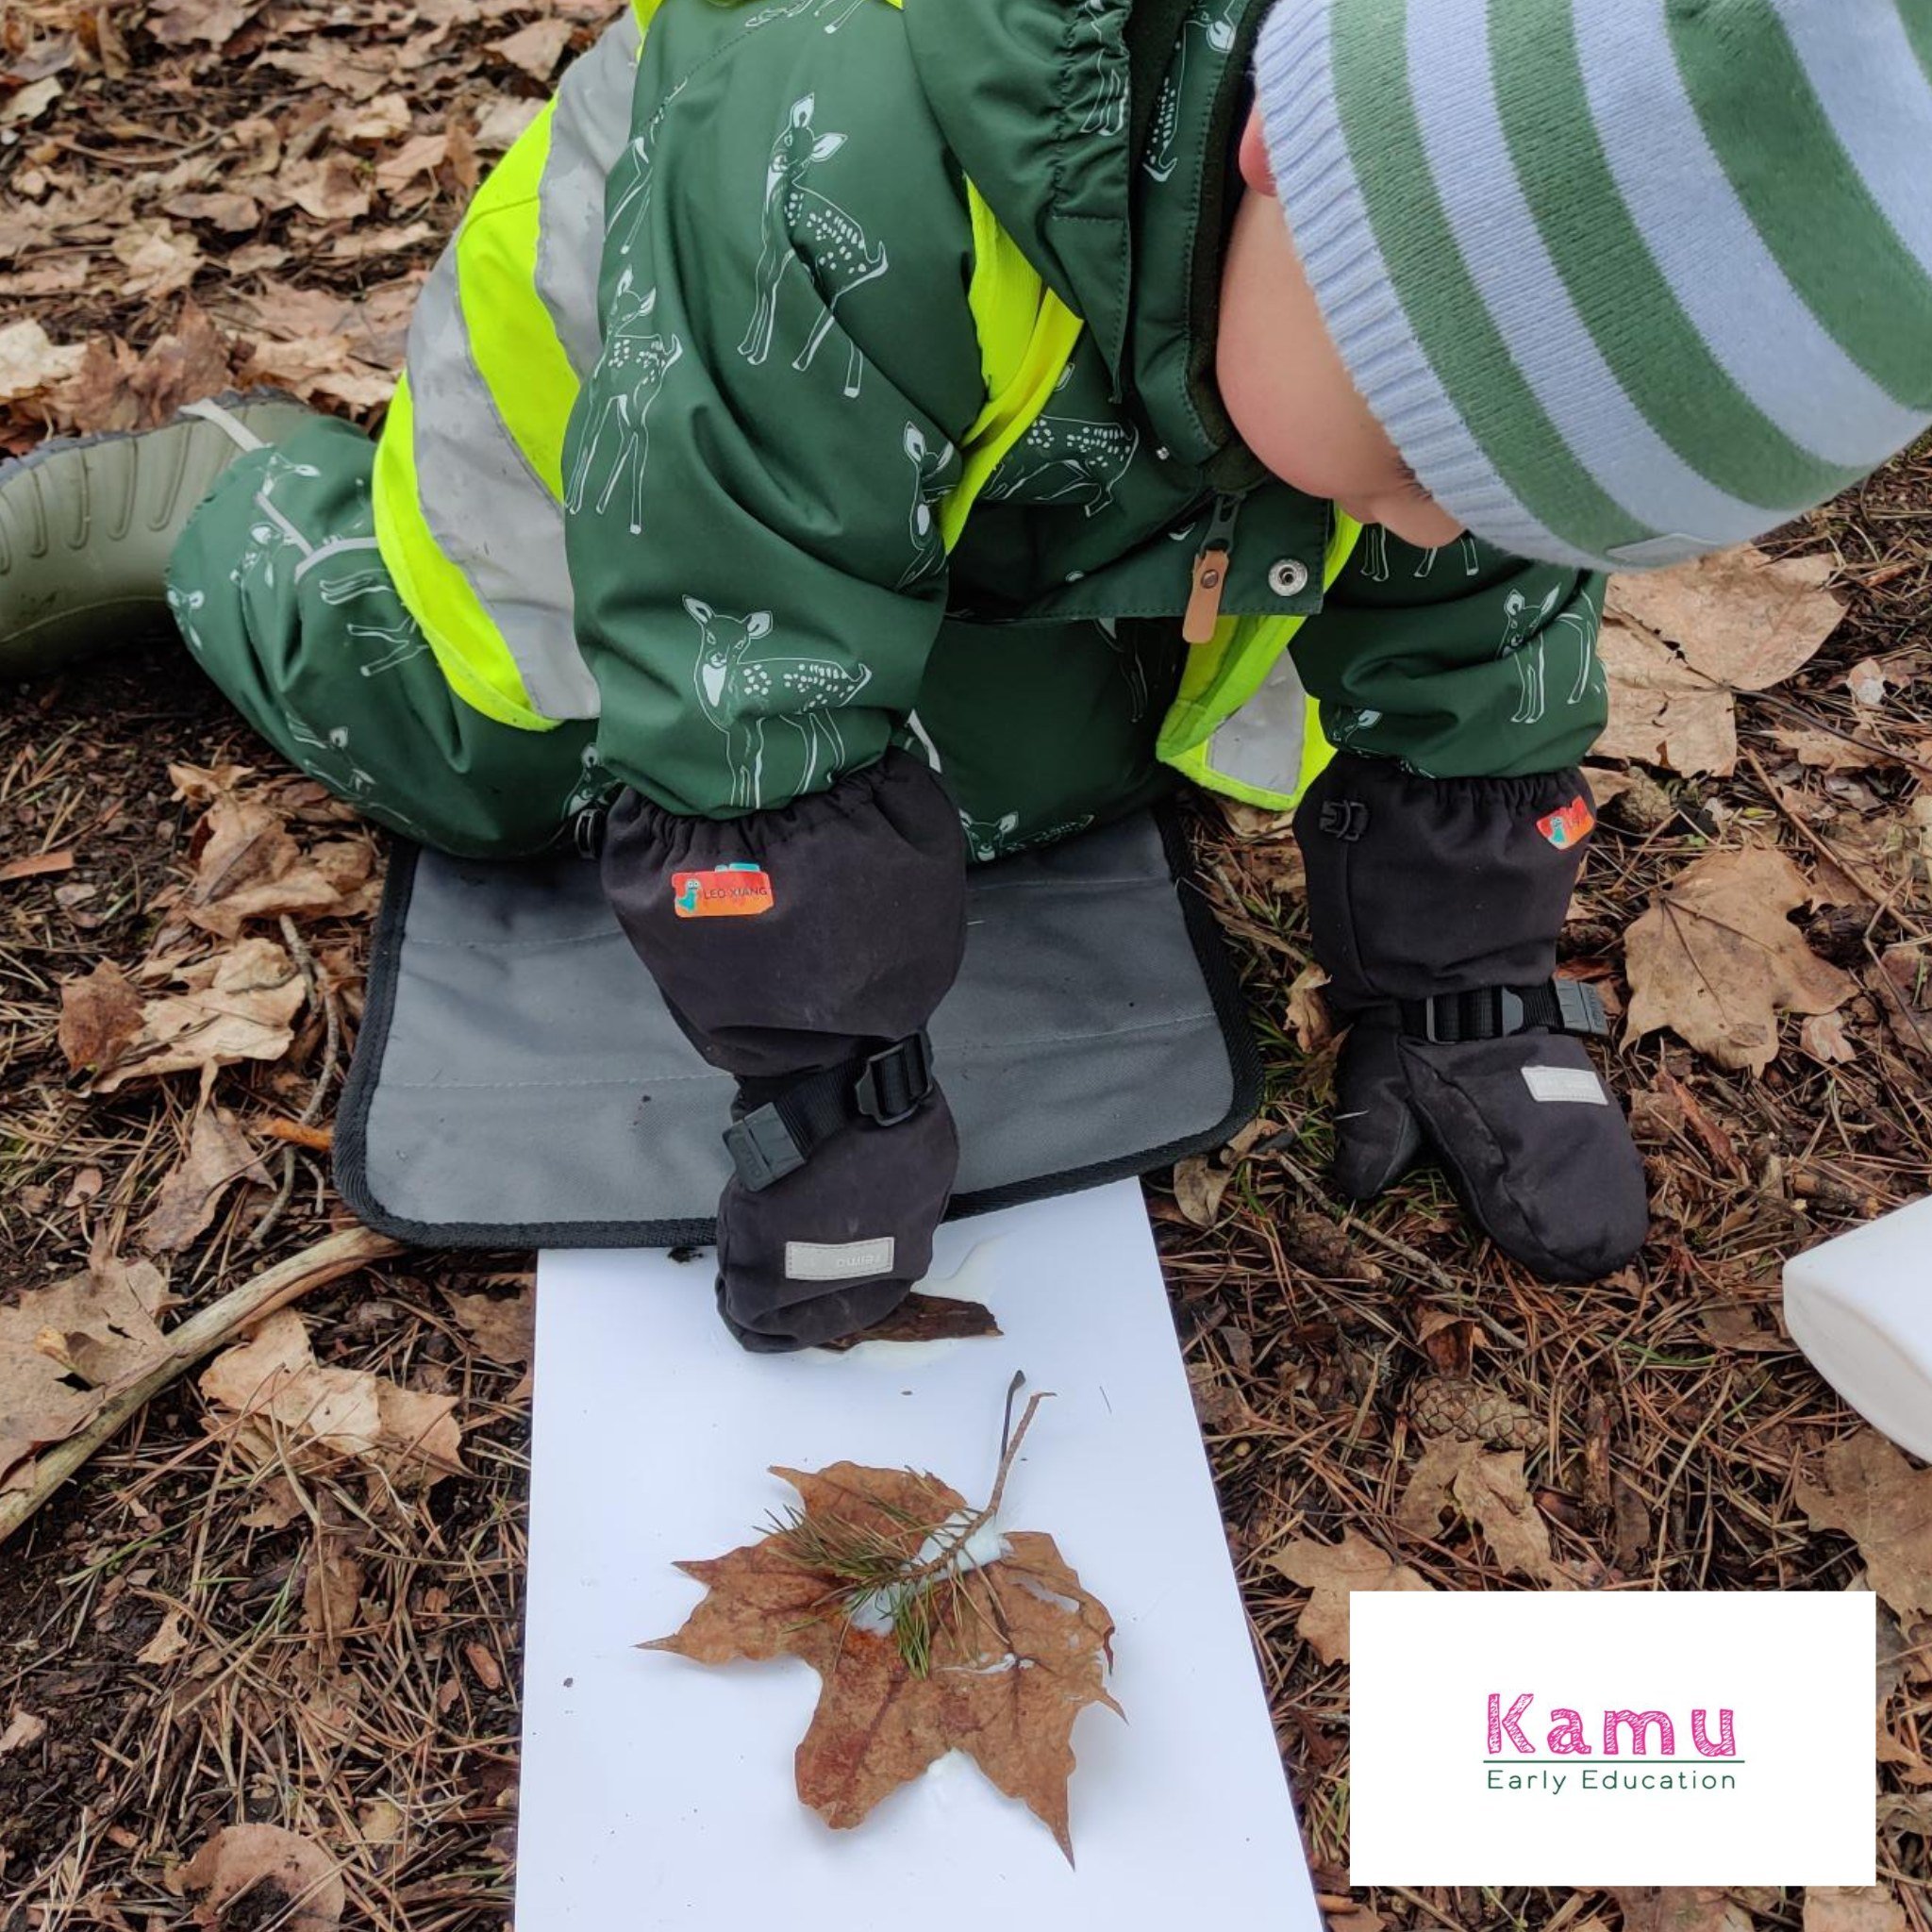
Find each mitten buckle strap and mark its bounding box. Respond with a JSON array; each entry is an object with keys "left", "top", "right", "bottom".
[
  {"left": 724, "top": 1032, "right": 936, "bottom": 1191},
  {"left": 1400, "top": 978, "right": 1608, "bottom": 1046}
]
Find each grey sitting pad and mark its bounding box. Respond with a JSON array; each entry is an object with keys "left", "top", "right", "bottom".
[{"left": 335, "top": 808, "right": 1258, "bottom": 1247}]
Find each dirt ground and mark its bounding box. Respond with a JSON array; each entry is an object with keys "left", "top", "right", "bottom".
[{"left": 4, "top": 3, "right": 1932, "bottom": 1929}]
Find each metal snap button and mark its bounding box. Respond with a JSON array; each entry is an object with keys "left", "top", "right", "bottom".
[{"left": 1269, "top": 558, "right": 1310, "bottom": 598}]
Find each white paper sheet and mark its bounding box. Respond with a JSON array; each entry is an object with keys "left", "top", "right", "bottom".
[{"left": 520, "top": 1181, "right": 1322, "bottom": 1924}]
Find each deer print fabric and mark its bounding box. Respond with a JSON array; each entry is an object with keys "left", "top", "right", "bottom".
[
  {"left": 563, "top": 1, "right": 984, "bottom": 821},
  {"left": 165, "top": 0, "right": 1615, "bottom": 871}
]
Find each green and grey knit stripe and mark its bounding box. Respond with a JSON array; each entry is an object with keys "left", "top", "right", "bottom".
[{"left": 1256, "top": 0, "right": 1932, "bottom": 574}]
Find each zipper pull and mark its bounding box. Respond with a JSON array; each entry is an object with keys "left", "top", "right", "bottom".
[{"left": 1183, "top": 493, "right": 1241, "bottom": 645}]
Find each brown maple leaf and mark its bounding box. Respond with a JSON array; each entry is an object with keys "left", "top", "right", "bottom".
[{"left": 644, "top": 1445, "right": 1120, "bottom": 1862}]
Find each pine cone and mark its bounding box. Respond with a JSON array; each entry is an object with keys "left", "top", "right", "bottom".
[{"left": 1408, "top": 1375, "right": 1540, "bottom": 1451}]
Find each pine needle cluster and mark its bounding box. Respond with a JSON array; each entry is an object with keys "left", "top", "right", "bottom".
[{"left": 769, "top": 1374, "right": 1052, "bottom": 1676}]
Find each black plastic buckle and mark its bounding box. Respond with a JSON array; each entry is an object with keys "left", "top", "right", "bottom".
[
  {"left": 1554, "top": 978, "right": 1609, "bottom": 1039},
  {"left": 571, "top": 803, "right": 608, "bottom": 861},
  {"left": 1419, "top": 988, "right": 1524, "bottom": 1043},
  {"left": 854, "top": 1031, "right": 934, "bottom": 1127},
  {"left": 723, "top": 1107, "right": 807, "bottom": 1192},
  {"left": 1317, "top": 799, "right": 1369, "bottom": 842}
]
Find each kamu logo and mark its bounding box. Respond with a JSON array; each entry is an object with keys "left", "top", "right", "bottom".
[{"left": 1490, "top": 1692, "right": 1739, "bottom": 1757}]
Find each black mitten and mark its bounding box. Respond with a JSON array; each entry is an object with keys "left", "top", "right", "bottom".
[
  {"left": 1296, "top": 755, "right": 1648, "bottom": 1282},
  {"left": 601, "top": 750, "right": 968, "bottom": 1350}
]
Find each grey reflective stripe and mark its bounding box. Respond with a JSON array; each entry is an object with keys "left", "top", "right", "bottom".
[
  {"left": 1203, "top": 647, "right": 1311, "bottom": 802},
  {"left": 537, "top": 15, "right": 642, "bottom": 380},
  {"left": 406, "top": 252, "right": 602, "bottom": 720}
]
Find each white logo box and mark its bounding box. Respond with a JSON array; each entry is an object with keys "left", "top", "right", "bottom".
[{"left": 1350, "top": 1591, "right": 1875, "bottom": 1885}]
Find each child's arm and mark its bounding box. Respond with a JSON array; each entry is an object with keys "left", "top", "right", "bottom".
[
  {"left": 1284, "top": 534, "right": 1649, "bottom": 1283},
  {"left": 1290, "top": 536, "right": 1607, "bottom": 781},
  {"left": 565, "top": 29, "right": 986, "bottom": 1350}
]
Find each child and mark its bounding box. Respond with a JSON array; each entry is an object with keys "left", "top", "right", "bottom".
[{"left": 5, "top": 0, "right": 1927, "bottom": 1349}]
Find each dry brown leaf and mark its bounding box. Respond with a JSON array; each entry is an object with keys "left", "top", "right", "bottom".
[
  {"left": 1608, "top": 548, "right": 1842, "bottom": 691},
  {"left": 1610, "top": 1890, "right": 1755, "bottom": 1932},
  {"left": 159, "top": 190, "right": 261, "bottom": 232},
  {"left": 474, "top": 93, "right": 545, "bottom": 152},
  {"left": 645, "top": 1460, "right": 1120, "bottom": 1861},
  {"left": 464, "top": 1640, "right": 505, "bottom": 1691},
  {"left": 0, "top": 319, "right": 85, "bottom": 403},
  {"left": 815, "top": 1291, "right": 1001, "bottom": 1351},
  {"left": 1324, "top": 1907, "right": 1390, "bottom": 1932},
  {"left": 0, "top": 76, "right": 63, "bottom": 127},
  {"left": 135, "top": 1607, "right": 191, "bottom": 1667},
  {"left": 492, "top": 16, "right": 574, "bottom": 79},
  {"left": 1624, "top": 846, "right": 1857, "bottom": 1074},
  {"left": 169, "top": 760, "right": 258, "bottom": 806},
  {"left": 1771, "top": 728, "right": 1884, "bottom": 774},
  {"left": 1805, "top": 1889, "right": 1907, "bottom": 1932},
  {"left": 302, "top": 1530, "right": 365, "bottom": 1657},
  {"left": 58, "top": 959, "right": 143, "bottom": 1075},
  {"left": 1269, "top": 1529, "right": 1433, "bottom": 1663},
  {"left": 1798, "top": 1010, "right": 1858, "bottom": 1066},
  {"left": 242, "top": 335, "right": 397, "bottom": 411},
  {"left": 1696, "top": 1303, "right": 1789, "bottom": 1355},
  {"left": 239, "top": 1475, "right": 305, "bottom": 1532},
  {"left": 57, "top": 308, "right": 235, "bottom": 434},
  {"left": 0, "top": 849, "right": 76, "bottom": 886},
  {"left": 1600, "top": 548, "right": 1841, "bottom": 777},
  {"left": 90, "top": 938, "right": 306, "bottom": 1092},
  {"left": 374, "top": 132, "right": 448, "bottom": 203},
  {"left": 1848, "top": 658, "right": 1892, "bottom": 708},
  {"left": 1594, "top": 620, "right": 1739, "bottom": 776},
  {"left": 443, "top": 1285, "right": 535, "bottom": 1367},
  {"left": 1171, "top": 1153, "right": 1232, "bottom": 1227},
  {"left": 177, "top": 1824, "right": 343, "bottom": 1932},
  {"left": 278, "top": 155, "right": 373, "bottom": 225},
  {"left": 1285, "top": 962, "right": 1335, "bottom": 1054},
  {"left": 199, "top": 1308, "right": 465, "bottom": 1492},
  {"left": 182, "top": 791, "right": 377, "bottom": 938},
  {"left": 1871, "top": 945, "right": 1932, "bottom": 1064},
  {"left": 333, "top": 94, "right": 412, "bottom": 146},
  {"left": 146, "top": 0, "right": 262, "bottom": 46},
  {"left": 356, "top": 1798, "right": 406, "bottom": 1844},
  {"left": 142, "top": 1108, "right": 272, "bottom": 1254},
  {"left": 0, "top": 1709, "right": 47, "bottom": 1756},
  {"left": 1794, "top": 1431, "right": 1932, "bottom": 1625},
  {"left": 1, "top": 1256, "right": 169, "bottom": 1490},
  {"left": 111, "top": 222, "right": 202, "bottom": 300},
  {"left": 1396, "top": 1439, "right": 1574, "bottom": 1588}
]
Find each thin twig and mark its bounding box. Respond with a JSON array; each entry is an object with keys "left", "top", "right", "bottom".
[
  {"left": 0, "top": 1227, "right": 401, "bottom": 1549},
  {"left": 248, "top": 916, "right": 342, "bottom": 1248}
]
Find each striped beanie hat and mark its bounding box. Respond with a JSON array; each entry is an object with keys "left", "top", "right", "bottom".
[{"left": 1254, "top": 0, "right": 1932, "bottom": 572}]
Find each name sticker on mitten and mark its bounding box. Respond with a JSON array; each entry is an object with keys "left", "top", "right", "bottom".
[
  {"left": 674, "top": 864, "right": 774, "bottom": 919},
  {"left": 1537, "top": 796, "right": 1595, "bottom": 850}
]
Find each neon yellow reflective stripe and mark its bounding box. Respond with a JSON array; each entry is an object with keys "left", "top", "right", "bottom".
[
  {"left": 1161, "top": 687, "right": 1336, "bottom": 812},
  {"left": 452, "top": 0, "right": 667, "bottom": 501},
  {"left": 940, "top": 186, "right": 1087, "bottom": 552},
  {"left": 372, "top": 374, "right": 557, "bottom": 732},
  {"left": 455, "top": 101, "right": 577, "bottom": 500},
  {"left": 1156, "top": 512, "right": 1363, "bottom": 810}
]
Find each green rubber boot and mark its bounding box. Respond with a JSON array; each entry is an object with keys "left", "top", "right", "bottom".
[{"left": 0, "top": 391, "right": 318, "bottom": 678}]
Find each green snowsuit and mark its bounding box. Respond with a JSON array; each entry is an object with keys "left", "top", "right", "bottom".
[{"left": 169, "top": 0, "right": 1608, "bottom": 860}]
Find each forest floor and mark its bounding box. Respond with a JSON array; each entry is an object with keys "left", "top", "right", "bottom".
[{"left": 3, "top": 3, "right": 1930, "bottom": 1929}]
